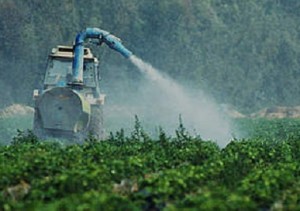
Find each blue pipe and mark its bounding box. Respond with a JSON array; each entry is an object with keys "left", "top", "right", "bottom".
[
  {"left": 102, "top": 34, "right": 133, "bottom": 58},
  {"left": 72, "top": 28, "right": 133, "bottom": 84}
]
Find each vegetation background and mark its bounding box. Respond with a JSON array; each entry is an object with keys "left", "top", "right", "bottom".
[{"left": 0, "top": 0, "right": 300, "bottom": 113}]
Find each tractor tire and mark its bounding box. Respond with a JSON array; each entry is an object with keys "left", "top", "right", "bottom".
[
  {"left": 89, "top": 105, "right": 104, "bottom": 140},
  {"left": 33, "top": 108, "right": 44, "bottom": 140}
]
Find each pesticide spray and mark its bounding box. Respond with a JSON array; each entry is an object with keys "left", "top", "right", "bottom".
[
  {"left": 116, "top": 55, "right": 233, "bottom": 147},
  {"left": 0, "top": 27, "right": 233, "bottom": 146}
]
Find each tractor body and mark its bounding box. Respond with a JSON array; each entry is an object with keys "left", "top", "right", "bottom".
[{"left": 33, "top": 46, "right": 105, "bottom": 141}]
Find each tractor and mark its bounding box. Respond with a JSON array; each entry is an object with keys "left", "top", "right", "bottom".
[{"left": 33, "top": 28, "right": 132, "bottom": 141}]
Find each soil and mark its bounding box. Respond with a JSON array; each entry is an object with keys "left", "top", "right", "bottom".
[
  {"left": 250, "top": 106, "right": 300, "bottom": 119},
  {"left": 220, "top": 104, "right": 246, "bottom": 118},
  {"left": 0, "top": 104, "right": 34, "bottom": 118}
]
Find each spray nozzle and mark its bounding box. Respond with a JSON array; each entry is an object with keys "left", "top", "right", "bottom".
[{"left": 102, "top": 34, "right": 133, "bottom": 58}]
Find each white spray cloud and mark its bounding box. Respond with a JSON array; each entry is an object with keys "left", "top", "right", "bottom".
[{"left": 104, "top": 56, "right": 233, "bottom": 147}]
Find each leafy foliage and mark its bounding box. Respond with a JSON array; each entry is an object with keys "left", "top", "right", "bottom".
[{"left": 1, "top": 119, "right": 300, "bottom": 210}]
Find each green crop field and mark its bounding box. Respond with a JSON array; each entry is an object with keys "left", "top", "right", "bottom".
[{"left": 1, "top": 118, "right": 300, "bottom": 210}]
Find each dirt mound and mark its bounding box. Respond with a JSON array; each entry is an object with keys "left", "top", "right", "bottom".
[
  {"left": 224, "top": 108, "right": 246, "bottom": 118},
  {"left": 250, "top": 106, "right": 300, "bottom": 119},
  {"left": 220, "top": 104, "right": 246, "bottom": 118},
  {"left": 0, "top": 104, "right": 34, "bottom": 118}
]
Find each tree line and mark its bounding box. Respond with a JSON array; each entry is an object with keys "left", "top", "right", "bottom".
[{"left": 0, "top": 0, "right": 299, "bottom": 113}]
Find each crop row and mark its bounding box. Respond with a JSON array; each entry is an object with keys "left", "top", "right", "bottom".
[{"left": 1, "top": 119, "right": 300, "bottom": 210}]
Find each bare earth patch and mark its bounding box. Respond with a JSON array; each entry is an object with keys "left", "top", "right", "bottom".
[
  {"left": 0, "top": 104, "right": 34, "bottom": 118},
  {"left": 250, "top": 106, "right": 300, "bottom": 119}
]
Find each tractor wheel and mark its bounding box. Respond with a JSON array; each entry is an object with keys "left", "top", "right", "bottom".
[
  {"left": 33, "top": 108, "right": 44, "bottom": 140},
  {"left": 89, "top": 105, "right": 104, "bottom": 140}
]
